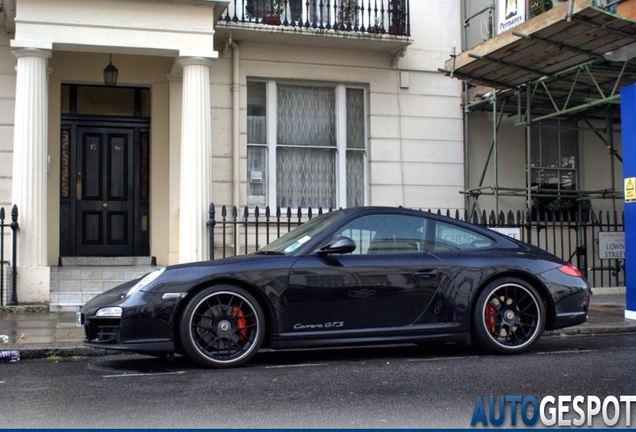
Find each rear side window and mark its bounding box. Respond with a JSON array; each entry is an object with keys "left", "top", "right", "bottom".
[{"left": 431, "top": 221, "right": 495, "bottom": 251}]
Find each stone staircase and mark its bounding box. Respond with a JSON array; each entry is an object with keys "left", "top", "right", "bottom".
[{"left": 50, "top": 257, "right": 157, "bottom": 312}]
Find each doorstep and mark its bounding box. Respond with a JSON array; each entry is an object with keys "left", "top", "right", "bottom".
[{"left": 50, "top": 257, "right": 157, "bottom": 312}]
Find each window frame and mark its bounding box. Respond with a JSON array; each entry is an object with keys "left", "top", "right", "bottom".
[
  {"left": 529, "top": 119, "right": 579, "bottom": 193},
  {"left": 246, "top": 79, "right": 368, "bottom": 210}
]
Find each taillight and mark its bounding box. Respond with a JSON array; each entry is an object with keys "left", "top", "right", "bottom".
[{"left": 558, "top": 263, "right": 583, "bottom": 277}]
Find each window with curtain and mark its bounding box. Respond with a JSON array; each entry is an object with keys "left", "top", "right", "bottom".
[
  {"left": 247, "top": 80, "right": 366, "bottom": 209},
  {"left": 346, "top": 88, "right": 365, "bottom": 207},
  {"left": 247, "top": 81, "right": 267, "bottom": 207}
]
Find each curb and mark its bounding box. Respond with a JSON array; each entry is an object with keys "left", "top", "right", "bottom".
[
  {"left": 544, "top": 324, "right": 636, "bottom": 337},
  {"left": 6, "top": 324, "right": 636, "bottom": 360},
  {"left": 7, "top": 346, "right": 126, "bottom": 360}
]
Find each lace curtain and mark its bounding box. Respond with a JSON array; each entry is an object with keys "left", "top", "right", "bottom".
[
  {"left": 248, "top": 82, "right": 366, "bottom": 209},
  {"left": 277, "top": 85, "right": 336, "bottom": 208},
  {"left": 346, "top": 88, "right": 365, "bottom": 207}
]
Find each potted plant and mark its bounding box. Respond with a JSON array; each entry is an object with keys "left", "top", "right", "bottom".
[
  {"left": 264, "top": 0, "right": 285, "bottom": 25},
  {"left": 337, "top": 0, "right": 360, "bottom": 29},
  {"left": 529, "top": 0, "right": 553, "bottom": 17},
  {"left": 368, "top": 16, "right": 383, "bottom": 34},
  {"left": 389, "top": 0, "right": 407, "bottom": 35}
]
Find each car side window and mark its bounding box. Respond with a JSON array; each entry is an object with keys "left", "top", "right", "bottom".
[
  {"left": 333, "top": 214, "right": 427, "bottom": 255},
  {"left": 431, "top": 221, "right": 495, "bottom": 251}
]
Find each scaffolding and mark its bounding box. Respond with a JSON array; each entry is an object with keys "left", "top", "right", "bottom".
[{"left": 439, "top": 0, "right": 636, "bottom": 217}]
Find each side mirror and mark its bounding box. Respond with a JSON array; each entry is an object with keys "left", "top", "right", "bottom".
[{"left": 316, "top": 236, "right": 356, "bottom": 255}]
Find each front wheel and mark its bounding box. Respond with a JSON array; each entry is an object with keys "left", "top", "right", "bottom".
[
  {"left": 472, "top": 278, "right": 545, "bottom": 354},
  {"left": 179, "top": 285, "right": 265, "bottom": 368}
]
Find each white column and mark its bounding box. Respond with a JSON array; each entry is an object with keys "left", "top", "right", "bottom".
[
  {"left": 178, "top": 57, "right": 214, "bottom": 263},
  {"left": 11, "top": 48, "right": 51, "bottom": 303}
]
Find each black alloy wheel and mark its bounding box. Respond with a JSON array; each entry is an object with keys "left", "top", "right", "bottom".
[
  {"left": 179, "top": 285, "right": 265, "bottom": 368},
  {"left": 472, "top": 278, "right": 545, "bottom": 354}
]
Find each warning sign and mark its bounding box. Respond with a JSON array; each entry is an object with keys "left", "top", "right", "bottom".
[{"left": 626, "top": 177, "right": 636, "bottom": 203}]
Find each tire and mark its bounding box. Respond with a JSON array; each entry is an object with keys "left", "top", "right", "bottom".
[
  {"left": 472, "top": 278, "right": 545, "bottom": 354},
  {"left": 179, "top": 285, "right": 265, "bottom": 368}
]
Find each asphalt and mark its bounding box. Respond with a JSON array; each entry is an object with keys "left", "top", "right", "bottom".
[{"left": 1, "top": 291, "right": 635, "bottom": 360}]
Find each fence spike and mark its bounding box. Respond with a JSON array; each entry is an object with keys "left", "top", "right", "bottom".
[{"left": 208, "top": 202, "right": 216, "bottom": 222}]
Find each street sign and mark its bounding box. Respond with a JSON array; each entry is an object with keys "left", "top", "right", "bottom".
[
  {"left": 489, "top": 227, "right": 521, "bottom": 240},
  {"left": 598, "top": 232, "right": 625, "bottom": 260}
]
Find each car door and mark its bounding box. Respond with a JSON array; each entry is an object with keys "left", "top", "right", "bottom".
[{"left": 286, "top": 213, "right": 444, "bottom": 331}]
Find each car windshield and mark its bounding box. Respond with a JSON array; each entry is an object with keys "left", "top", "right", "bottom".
[{"left": 256, "top": 211, "right": 345, "bottom": 255}]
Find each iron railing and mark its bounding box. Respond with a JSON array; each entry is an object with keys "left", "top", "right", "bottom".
[
  {"left": 220, "top": 0, "right": 410, "bottom": 36},
  {"left": 0, "top": 205, "right": 19, "bottom": 306},
  {"left": 207, "top": 203, "right": 625, "bottom": 288}
]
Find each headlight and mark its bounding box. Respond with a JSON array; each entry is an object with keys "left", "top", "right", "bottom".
[
  {"left": 125, "top": 267, "right": 166, "bottom": 298},
  {"left": 96, "top": 307, "right": 122, "bottom": 318}
]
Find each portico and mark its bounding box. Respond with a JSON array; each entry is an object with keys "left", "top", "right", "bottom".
[{"left": 8, "top": 0, "right": 229, "bottom": 302}]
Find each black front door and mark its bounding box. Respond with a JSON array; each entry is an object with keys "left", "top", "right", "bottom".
[
  {"left": 59, "top": 84, "right": 151, "bottom": 258},
  {"left": 76, "top": 127, "right": 135, "bottom": 256},
  {"left": 59, "top": 123, "right": 150, "bottom": 257}
]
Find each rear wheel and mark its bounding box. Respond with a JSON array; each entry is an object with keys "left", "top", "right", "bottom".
[
  {"left": 472, "top": 278, "right": 545, "bottom": 354},
  {"left": 179, "top": 285, "right": 265, "bottom": 368}
]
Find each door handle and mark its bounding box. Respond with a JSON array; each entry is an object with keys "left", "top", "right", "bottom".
[
  {"left": 76, "top": 172, "right": 82, "bottom": 200},
  {"left": 413, "top": 269, "right": 439, "bottom": 278}
]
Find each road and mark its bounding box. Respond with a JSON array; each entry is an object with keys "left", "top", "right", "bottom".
[{"left": 1, "top": 333, "right": 635, "bottom": 428}]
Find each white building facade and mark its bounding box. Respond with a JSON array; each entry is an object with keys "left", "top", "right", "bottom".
[{"left": 0, "top": 0, "right": 464, "bottom": 305}]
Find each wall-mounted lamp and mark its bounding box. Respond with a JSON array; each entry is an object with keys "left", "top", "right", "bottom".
[{"left": 103, "top": 54, "right": 118, "bottom": 86}]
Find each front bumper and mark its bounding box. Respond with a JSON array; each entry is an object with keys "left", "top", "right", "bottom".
[
  {"left": 79, "top": 283, "right": 183, "bottom": 355},
  {"left": 79, "top": 313, "right": 176, "bottom": 354}
]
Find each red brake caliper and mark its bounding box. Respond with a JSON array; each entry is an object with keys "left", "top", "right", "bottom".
[
  {"left": 232, "top": 306, "right": 247, "bottom": 340},
  {"left": 485, "top": 304, "right": 497, "bottom": 333}
]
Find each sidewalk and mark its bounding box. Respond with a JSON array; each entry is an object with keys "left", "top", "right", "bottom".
[{"left": 1, "top": 292, "right": 635, "bottom": 359}]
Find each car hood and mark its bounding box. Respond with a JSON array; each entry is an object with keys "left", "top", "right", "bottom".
[{"left": 144, "top": 253, "right": 299, "bottom": 295}]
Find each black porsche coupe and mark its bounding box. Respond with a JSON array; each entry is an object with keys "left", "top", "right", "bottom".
[{"left": 79, "top": 206, "right": 590, "bottom": 368}]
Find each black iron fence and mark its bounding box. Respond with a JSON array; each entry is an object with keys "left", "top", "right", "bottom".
[
  {"left": 207, "top": 203, "right": 625, "bottom": 288},
  {"left": 220, "top": 0, "right": 410, "bottom": 36},
  {"left": 0, "top": 205, "right": 19, "bottom": 306}
]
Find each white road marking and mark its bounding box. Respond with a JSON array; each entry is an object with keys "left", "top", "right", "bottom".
[
  {"left": 103, "top": 371, "right": 186, "bottom": 378},
  {"left": 265, "top": 363, "right": 328, "bottom": 369},
  {"left": 408, "top": 356, "right": 479, "bottom": 362},
  {"left": 535, "top": 349, "right": 596, "bottom": 355}
]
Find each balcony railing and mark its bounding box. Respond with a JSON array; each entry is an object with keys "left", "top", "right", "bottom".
[{"left": 219, "top": 0, "right": 410, "bottom": 36}]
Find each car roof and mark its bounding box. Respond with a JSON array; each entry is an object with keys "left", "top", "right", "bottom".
[{"left": 330, "top": 206, "right": 523, "bottom": 246}]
